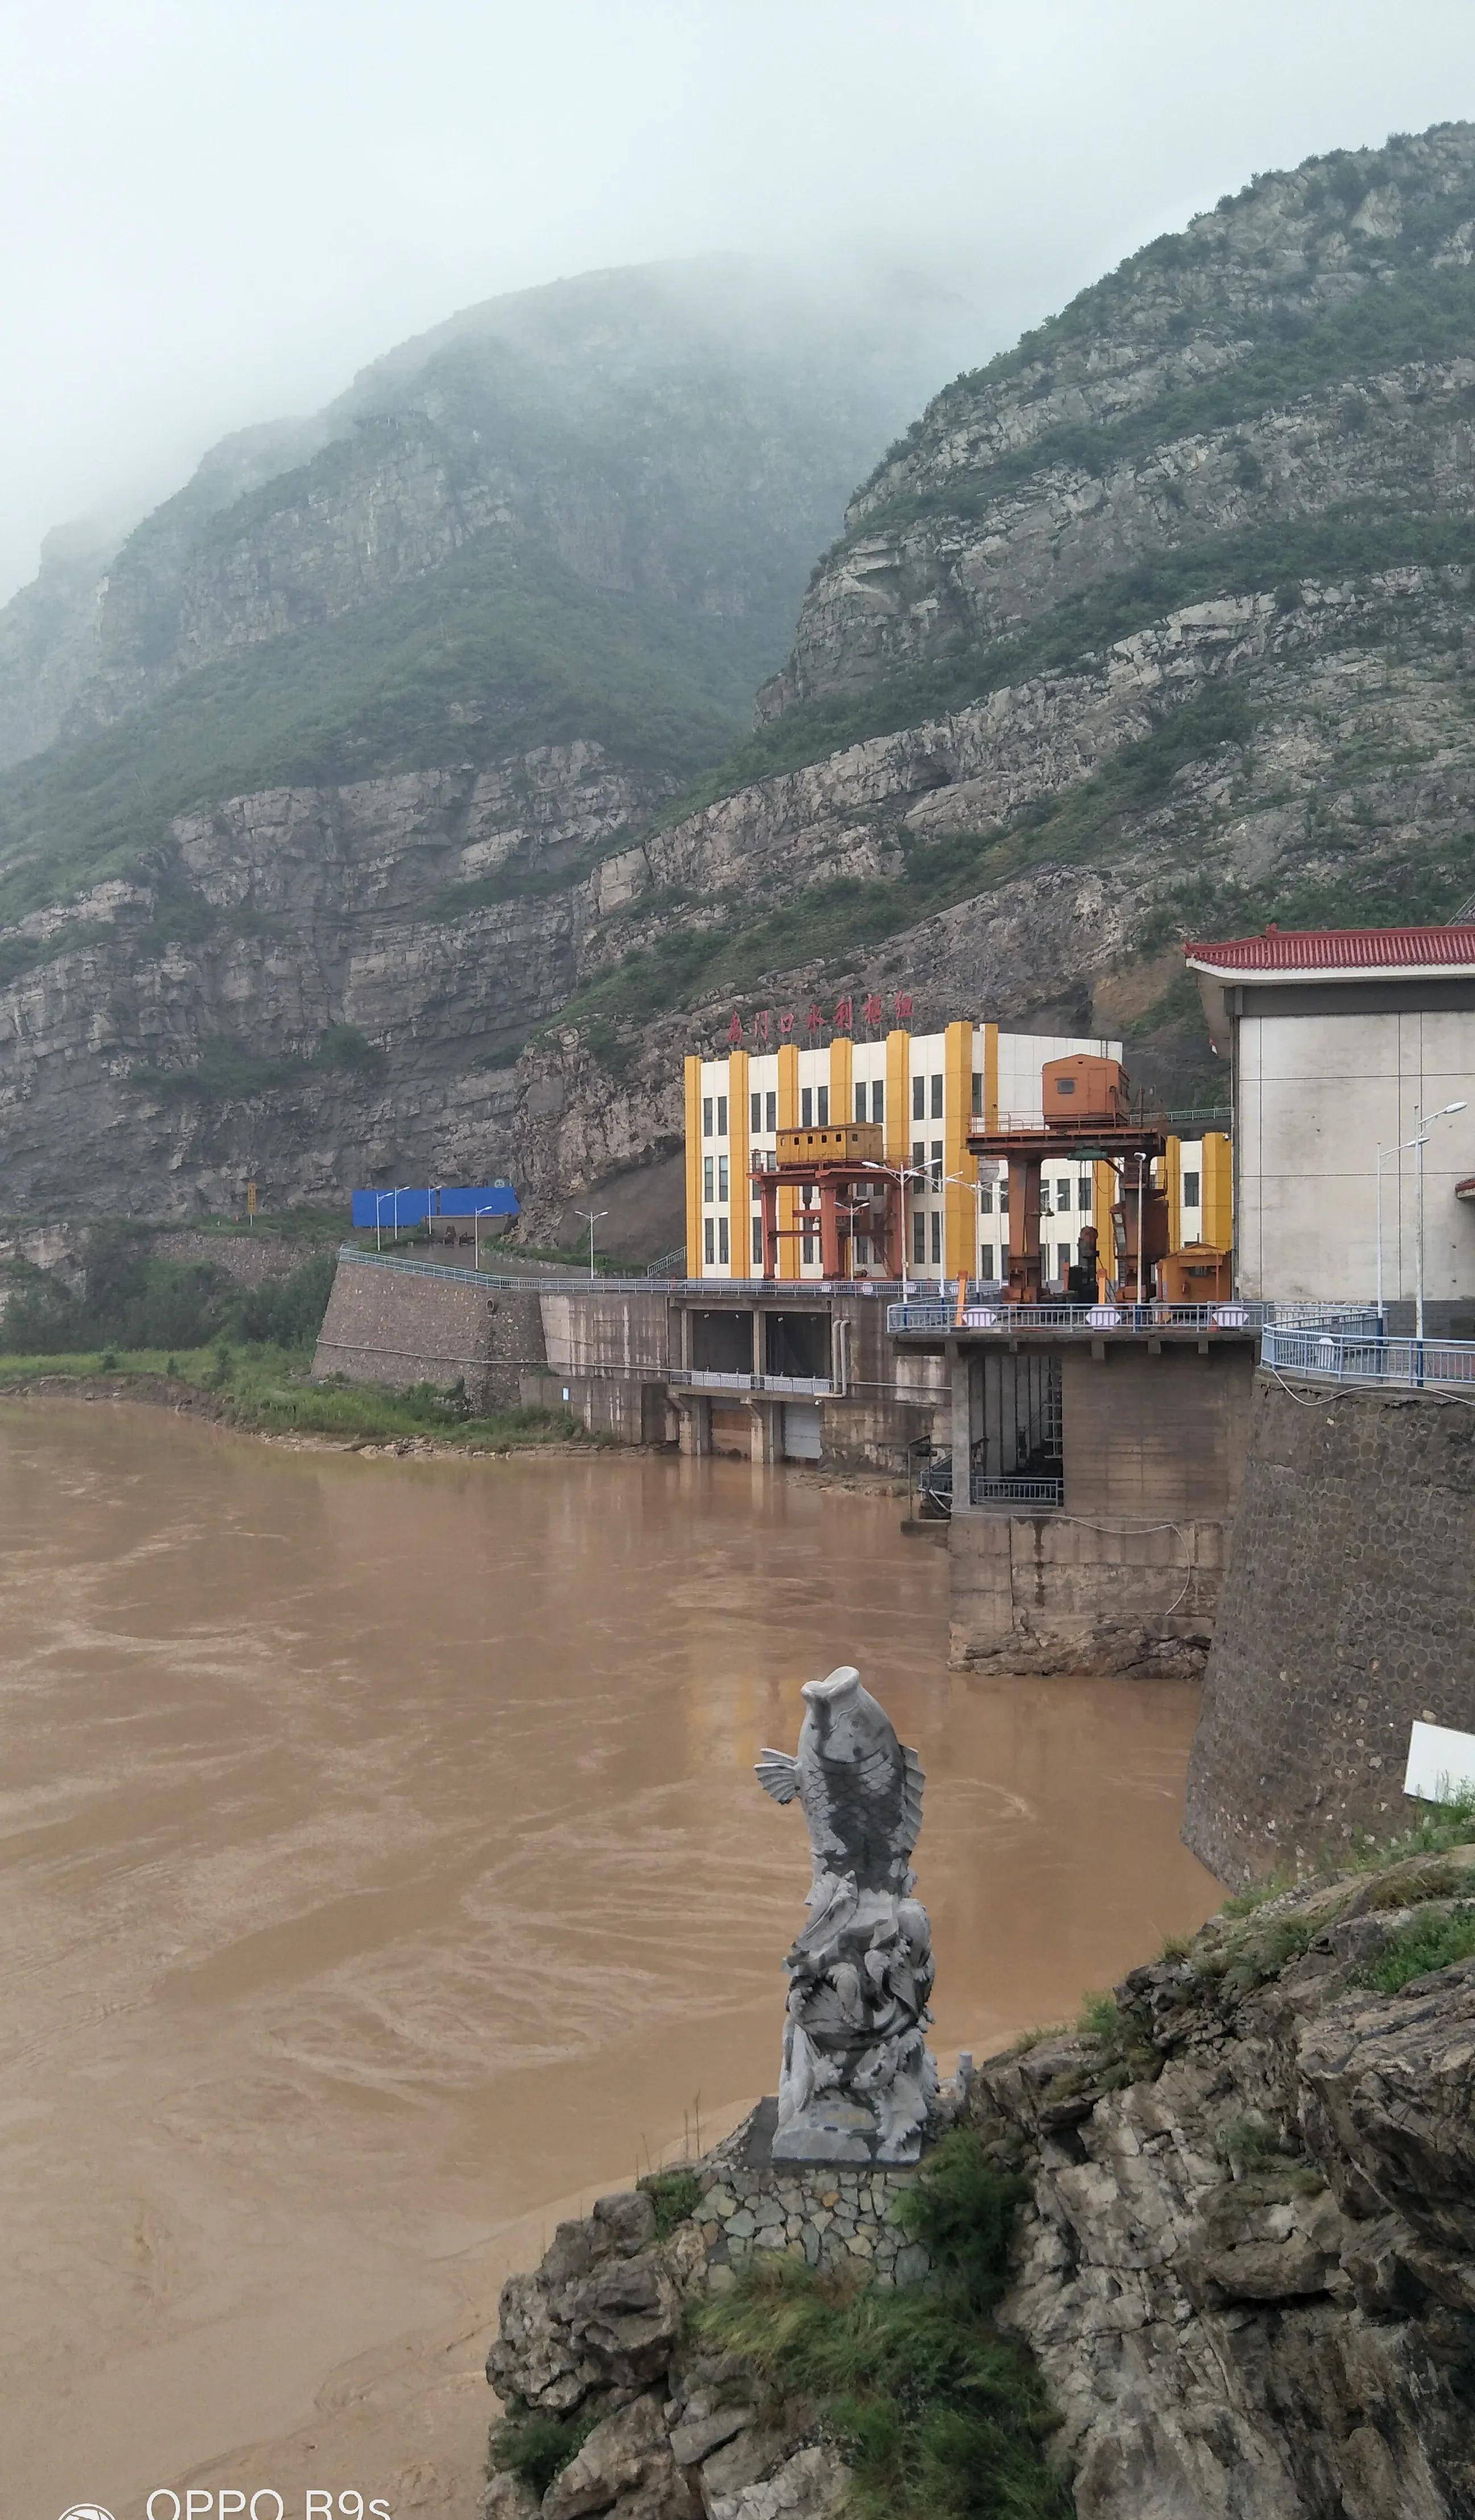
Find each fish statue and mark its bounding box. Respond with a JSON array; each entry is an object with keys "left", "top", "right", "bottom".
[
  {"left": 756, "top": 1666, "right": 925, "bottom": 1895},
  {"left": 757, "top": 1666, "right": 937, "bottom": 2164}
]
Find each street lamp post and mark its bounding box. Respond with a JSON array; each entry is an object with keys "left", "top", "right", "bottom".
[
  {"left": 1415, "top": 1100, "right": 1468, "bottom": 1342},
  {"left": 374, "top": 1187, "right": 409, "bottom": 1253},
  {"left": 861, "top": 1159, "right": 927, "bottom": 1301},
  {"left": 576, "top": 1207, "right": 608, "bottom": 1281},
  {"left": 473, "top": 1203, "right": 499, "bottom": 1272},
  {"left": 1374, "top": 1139, "right": 1415, "bottom": 1329}
]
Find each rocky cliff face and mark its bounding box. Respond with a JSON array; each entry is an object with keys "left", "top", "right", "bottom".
[
  {"left": 6, "top": 133, "right": 1475, "bottom": 1235},
  {"left": 6, "top": 557, "right": 1475, "bottom": 1232},
  {"left": 479, "top": 1830, "right": 1475, "bottom": 2520},
  {"left": 982, "top": 1847, "right": 1475, "bottom": 2519},
  {"left": 764, "top": 124, "right": 1475, "bottom": 717}
]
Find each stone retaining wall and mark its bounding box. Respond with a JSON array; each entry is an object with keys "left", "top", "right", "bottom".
[
  {"left": 694, "top": 2152, "right": 929, "bottom": 2290},
  {"left": 1185, "top": 1371, "right": 1475, "bottom": 1883},
  {"left": 312, "top": 1250, "right": 546, "bottom": 1409}
]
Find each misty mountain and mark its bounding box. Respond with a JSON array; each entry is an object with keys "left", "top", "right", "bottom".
[
  {"left": 0, "top": 257, "right": 975, "bottom": 897},
  {"left": 3, "top": 133, "right": 1475, "bottom": 1238}
]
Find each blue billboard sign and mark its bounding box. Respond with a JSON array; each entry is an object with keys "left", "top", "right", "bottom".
[{"left": 351, "top": 1183, "right": 519, "bottom": 1228}]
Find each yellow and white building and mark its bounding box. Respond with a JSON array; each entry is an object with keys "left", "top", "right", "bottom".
[{"left": 684, "top": 1019, "right": 1134, "bottom": 1282}]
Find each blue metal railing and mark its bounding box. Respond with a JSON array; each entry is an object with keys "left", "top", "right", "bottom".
[
  {"left": 336, "top": 1246, "right": 908, "bottom": 1301},
  {"left": 971, "top": 1473, "right": 1064, "bottom": 1507},
  {"left": 1262, "top": 1325, "right": 1475, "bottom": 1391},
  {"left": 668, "top": 1368, "right": 834, "bottom": 1397},
  {"left": 886, "top": 1297, "right": 1379, "bottom": 1337}
]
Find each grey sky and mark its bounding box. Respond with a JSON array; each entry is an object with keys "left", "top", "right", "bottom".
[{"left": 5, "top": 0, "right": 1475, "bottom": 602}]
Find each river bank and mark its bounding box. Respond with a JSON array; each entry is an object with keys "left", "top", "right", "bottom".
[
  {"left": 0, "top": 1344, "right": 600, "bottom": 1450},
  {"left": 0, "top": 1402, "right": 1217, "bottom": 2517}
]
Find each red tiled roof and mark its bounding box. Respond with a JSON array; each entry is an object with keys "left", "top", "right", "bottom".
[{"left": 1185, "top": 925, "right": 1475, "bottom": 974}]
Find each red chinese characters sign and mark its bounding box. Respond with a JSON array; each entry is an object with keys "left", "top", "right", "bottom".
[{"left": 712, "top": 989, "right": 917, "bottom": 1049}]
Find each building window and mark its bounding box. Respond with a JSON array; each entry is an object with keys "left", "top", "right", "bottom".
[
  {"left": 856, "top": 1234, "right": 871, "bottom": 1264},
  {"left": 751, "top": 1090, "right": 761, "bottom": 1132},
  {"left": 1058, "top": 1243, "right": 1071, "bottom": 1281},
  {"left": 913, "top": 1210, "right": 927, "bottom": 1264},
  {"left": 716, "top": 1095, "right": 728, "bottom": 1136},
  {"left": 1078, "top": 1174, "right": 1093, "bottom": 1214},
  {"left": 912, "top": 1075, "right": 925, "bottom": 1120},
  {"left": 855, "top": 1082, "right": 867, "bottom": 1122},
  {"left": 703, "top": 1218, "right": 715, "bottom": 1265},
  {"left": 930, "top": 1074, "right": 943, "bottom": 1119},
  {"left": 872, "top": 1080, "right": 884, "bottom": 1123},
  {"left": 930, "top": 1212, "right": 942, "bottom": 1265},
  {"left": 979, "top": 1182, "right": 994, "bottom": 1214},
  {"left": 702, "top": 1096, "right": 713, "bottom": 1138},
  {"left": 930, "top": 1139, "right": 942, "bottom": 1191},
  {"left": 801, "top": 1087, "right": 813, "bottom": 1127},
  {"left": 912, "top": 1141, "right": 925, "bottom": 1187},
  {"left": 971, "top": 1071, "right": 983, "bottom": 1117},
  {"left": 1056, "top": 1177, "right": 1071, "bottom": 1212},
  {"left": 1184, "top": 1170, "right": 1201, "bottom": 1207},
  {"left": 980, "top": 1243, "right": 995, "bottom": 1280},
  {"left": 999, "top": 1182, "right": 1009, "bottom": 1214},
  {"left": 765, "top": 1091, "right": 777, "bottom": 1131},
  {"left": 802, "top": 1231, "right": 817, "bottom": 1264},
  {"left": 816, "top": 1085, "right": 829, "bottom": 1125},
  {"left": 718, "top": 1217, "right": 730, "bottom": 1265},
  {"left": 752, "top": 1215, "right": 763, "bottom": 1265},
  {"left": 703, "top": 1156, "right": 714, "bottom": 1201},
  {"left": 718, "top": 1155, "right": 729, "bottom": 1199}
]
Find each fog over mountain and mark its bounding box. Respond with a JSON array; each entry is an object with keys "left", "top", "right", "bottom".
[{"left": 7, "top": 0, "right": 1475, "bottom": 605}]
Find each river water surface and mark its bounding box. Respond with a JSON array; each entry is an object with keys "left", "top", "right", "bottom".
[{"left": 1, "top": 1401, "right": 1217, "bottom": 2515}]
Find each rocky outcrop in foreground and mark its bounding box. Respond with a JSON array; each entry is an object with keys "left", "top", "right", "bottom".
[{"left": 483, "top": 1828, "right": 1475, "bottom": 2519}]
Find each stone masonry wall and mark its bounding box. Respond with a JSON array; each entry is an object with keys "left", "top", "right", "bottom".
[
  {"left": 1185, "top": 1372, "right": 1475, "bottom": 1884},
  {"left": 694, "top": 2137, "right": 930, "bottom": 2292},
  {"left": 312, "top": 1250, "right": 546, "bottom": 1409}
]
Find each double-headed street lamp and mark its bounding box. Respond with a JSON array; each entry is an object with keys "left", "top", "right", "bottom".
[
  {"left": 373, "top": 1186, "right": 410, "bottom": 1251},
  {"left": 575, "top": 1207, "right": 609, "bottom": 1281},
  {"left": 860, "top": 1158, "right": 928, "bottom": 1301}
]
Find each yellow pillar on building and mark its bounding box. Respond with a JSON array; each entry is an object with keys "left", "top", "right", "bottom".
[
  {"left": 1202, "top": 1132, "right": 1233, "bottom": 1251},
  {"left": 1093, "top": 1160, "right": 1118, "bottom": 1281},
  {"left": 884, "top": 1029, "right": 909, "bottom": 1166},
  {"left": 728, "top": 1047, "right": 749, "bottom": 1277},
  {"left": 776, "top": 1041, "right": 800, "bottom": 1281},
  {"left": 684, "top": 1054, "right": 703, "bottom": 1277},
  {"left": 943, "top": 1019, "right": 974, "bottom": 1279},
  {"left": 1163, "top": 1134, "right": 1184, "bottom": 1249},
  {"left": 829, "top": 1032, "right": 853, "bottom": 1130}
]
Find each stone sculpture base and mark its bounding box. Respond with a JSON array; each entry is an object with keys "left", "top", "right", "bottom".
[{"left": 772, "top": 2091, "right": 919, "bottom": 2165}]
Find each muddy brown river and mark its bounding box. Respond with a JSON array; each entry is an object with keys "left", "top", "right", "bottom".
[{"left": 0, "top": 1401, "right": 1218, "bottom": 2517}]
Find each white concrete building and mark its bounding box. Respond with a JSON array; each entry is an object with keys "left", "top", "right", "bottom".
[
  {"left": 684, "top": 1019, "right": 1121, "bottom": 1283},
  {"left": 1187, "top": 924, "right": 1475, "bottom": 1322}
]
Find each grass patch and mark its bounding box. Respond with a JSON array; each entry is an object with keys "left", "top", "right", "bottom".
[
  {"left": 638, "top": 2167, "right": 704, "bottom": 2239},
  {"left": 488, "top": 2409, "right": 598, "bottom": 2499},
  {"left": 0, "top": 1343, "right": 590, "bottom": 1449},
  {"left": 1356, "top": 1902, "right": 1475, "bottom": 1995},
  {"left": 695, "top": 2128, "right": 1068, "bottom": 2520},
  {"left": 127, "top": 1025, "right": 386, "bottom": 1104},
  {"left": 1349, "top": 1789, "right": 1475, "bottom": 1868}
]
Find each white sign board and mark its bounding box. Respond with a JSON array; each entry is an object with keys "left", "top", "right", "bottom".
[{"left": 1403, "top": 1720, "right": 1475, "bottom": 1803}]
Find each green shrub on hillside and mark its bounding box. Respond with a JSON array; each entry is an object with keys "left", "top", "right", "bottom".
[
  {"left": 0, "top": 532, "right": 768, "bottom": 928},
  {"left": 0, "top": 1231, "right": 336, "bottom": 1356},
  {"left": 696, "top": 2128, "right": 1066, "bottom": 2520}
]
